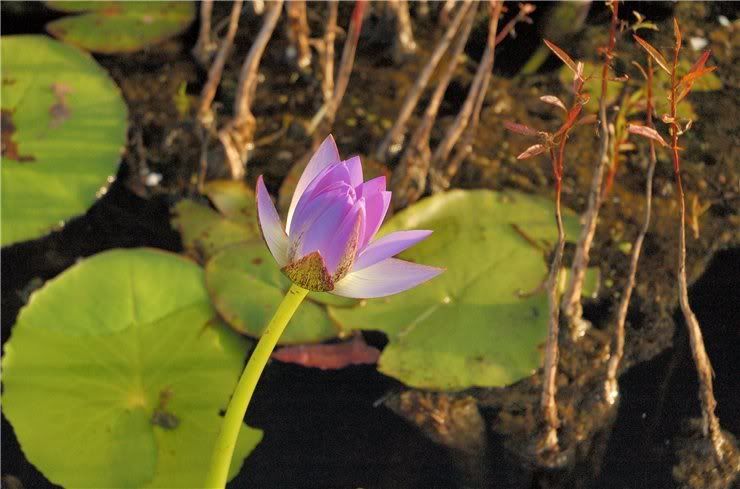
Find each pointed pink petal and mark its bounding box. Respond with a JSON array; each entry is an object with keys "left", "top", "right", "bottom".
[
  {"left": 323, "top": 198, "right": 366, "bottom": 276},
  {"left": 295, "top": 189, "right": 354, "bottom": 260},
  {"left": 360, "top": 191, "right": 391, "bottom": 249},
  {"left": 343, "top": 156, "right": 364, "bottom": 188},
  {"left": 332, "top": 258, "right": 443, "bottom": 298},
  {"left": 256, "top": 176, "right": 289, "bottom": 266},
  {"left": 353, "top": 230, "right": 432, "bottom": 271},
  {"left": 356, "top": 176, "right": 386, "bottom": 199},
  {"left": 287, "top": 135, "right": 340, "bottom": 230}
]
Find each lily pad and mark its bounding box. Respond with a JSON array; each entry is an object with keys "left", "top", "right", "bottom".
[
  {"left": 172, "top": 180, "right": 261, "bottom": 262},
  {"left": 1, "top": 35, "right": 127, "bottom": 246},
  {"left": 1, "top": 249, "right": 261, "bottom": 488},
  {"left": 206, "top": 241, "right": 355, "bottom": 344},
  {"left": 46, "top": 1, "right": 196, "bottom": 54},
  {"left": 329, "top": 190, "right": 580, "bottom": 391}
]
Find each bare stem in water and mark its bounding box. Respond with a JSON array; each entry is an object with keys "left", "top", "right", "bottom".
[
  {"left": 286, "top": 0, "right": 312, "bottom": 70},
  {"left": 605, "top": 58, "right": 656, "bottom": 404},
  {"left": 193, "top": 0, "right": 216, "bottom": 67},
  {"left": 561, "top": 1, "right": 620, "bottom": 329}
]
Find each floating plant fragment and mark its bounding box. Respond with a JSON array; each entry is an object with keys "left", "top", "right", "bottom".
[
  {"left": 330, "top": 190, "right": 580, "bottom": 390},
  {"left": 45, "top": 1, "right": 195, "bottom": 54},
  {"left": 1, "top": 249, "right": 261, "bottom": 488},
  {"left": 205, "top": 241, "right": 355, "bottom": 344},
  {"left": 0, "top": 35, "right": 127, "bottom": 246}
]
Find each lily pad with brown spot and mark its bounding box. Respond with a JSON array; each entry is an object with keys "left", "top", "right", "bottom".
[
  {"left": 45, "top": 1, "right": 195, "bottom": 54},
  {"left": 1, "top": 35, "right": 127, "bottom": 246}
]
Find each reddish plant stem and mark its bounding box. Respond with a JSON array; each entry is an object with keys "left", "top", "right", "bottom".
[
  {"left": 286, "top": 0, "right": 312, "bottom": 70},
  {"left": 197, "top": 0, "right": 244, "bottom": 122},
  {"left": 375, "top": 0, "right": 474, "bottom": 160},
  {"left": 668, "top": 27, "right": 725, "bottom": 462},
  {"left": 561, "top": 0, "right": 619, "bottom": 327},
  {"left": 540, "top": 142, "right": 567, "bottom": 454},
  {"left": 311, "top": 0, "right": 367, "bottom": 137},
  {"left": 605, "top": 58, "right": 656, "bottom": 403},
  {"left": 389, "top": 3, "right": 477, "bottom": 210}
]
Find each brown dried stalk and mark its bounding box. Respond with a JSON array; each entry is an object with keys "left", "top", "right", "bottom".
[
  {"left": 561, "top": 0, "right": 620, "bottom": 329},
  {"left": 429, "top": 2, "right": 504, "bottom": 175},
  {"left": 322, "top": 1, "right": 339, "bottom": 104},
  {"left": 375, "top": 0, "right": 474, "bottom": 161},
  {"left": 430, "top": 3, "right": 535, "bottom": 192},
  {"left": 193, "top": 0, "right": 217, "bottom": 67},
  {"left": 389, "top": 0, "right": 417, "bottom": 60},
  {"left": 604, "top": 58, "right": 657, "bottom": 404},
  {"left": 310, "top": 0, "right": 367, "bottom": 137},
  {"left": 389, "top": 3, "right": 478, "bottom": 210},
  {"left": 197, "top": 0, "right": 244, "bottom": 123},
  {"left": 217, "top": 0, "right": 282, "bottom": 179},
  {"left": 286, "top": 0, "right": 312, "bottom": 70}
]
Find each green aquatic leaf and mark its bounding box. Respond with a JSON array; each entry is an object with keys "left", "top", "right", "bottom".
[
  {"left": 206, "top": 242, "right": 355, "bottom": 344},
  {"left": 171, "top": 180, "right": 261, "bottom": 262},
  {"left": 0, "top": 35, "right": 127, "bottom": 246},
  {"left": 329, "top": 190, "right": 580, "bottom": 390},
  {"left": 1, "top": 249, "right": 261, "bottom": 488},
  {"left": 46, "top": 1, "right": 195, "bottom": 54}
]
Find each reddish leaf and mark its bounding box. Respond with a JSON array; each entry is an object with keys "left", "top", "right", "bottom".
[
  {"left": 576, "top": 113, "right": 598, "bottom": 126},
  {"left": 517, "top": 143, "right": 547, "bottom": 160},
  {"left": 540, "top": 95, "right": 567, "bottom": 112},
  {"left": 628, "top": 124, "right": 668, "bottom": 147},
  {"left": 676, "top": 66, "right": 717, "bottom": 103},
  {"left": 544, "top": 39, "right": 579, "bottom": 75},
  {"left": 272, "top": 335, "right": 380, "bottom": 370},
  {"left": 673, "top": 17, "right": 682, "bottom": 51},
  {"left": 633, "top": 35, "right": 671, "bottom": 74},
  {"left": 504, "top": 120, "right": 539, "bottom": 137}
]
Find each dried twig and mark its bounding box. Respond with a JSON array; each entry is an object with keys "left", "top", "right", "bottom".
[
  {"left": 218, "top": 0, "right": 283, "bottom": 179},
  {"left": 286, "top": 0, "right": 312, "bottom": 70},
  {"left": 430, "top": 3, "right": 534, "bottom": 192},
  {"left": 388, "top": 0, "right": 417, "bottom": 60},
  {"left": 375, "top": 0, "right": 474, "bottom": 161},
  {"left": 193, "top": 0, "right": 217, "bottom": 67},
  {"left": 197, "top": 0, "right": 244, "bottom": 123},
  {"left": 390, "top": 3, "right": 478, "bottom": 210},
  {"left": 322, "top": 1, "right": 339, "bottom": 104},
  {"left": 310, "top": 0, "right": 368, "bottom": 137},
  {"left": 561, "top": 1, "right": 620, "bottom": 332},
  {"left": 604, "top": 58, "right": 656, "bottom": 404}
]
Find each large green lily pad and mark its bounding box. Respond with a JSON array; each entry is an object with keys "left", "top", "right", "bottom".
[
  {"left": 329, "top": 190, "right": 580, "bottom": 391},
  {"left": 46, "top": 1, "right": 196, "bottom": 54},
  {"left": 206, "top": 241, "right": 355, "bottom": 344},
  {"left": 1, "top": 35, "right": 127, "bottom": 246},
  {"left": 1, "top": 249, "right": 261, "bottom": 488},
  {"left": 172, "top": 180, "right": 261, "bottom": 262}
]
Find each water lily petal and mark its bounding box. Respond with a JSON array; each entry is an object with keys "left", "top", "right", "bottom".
[
  {"left": 287, "top": 135, "right": 340, "bottom": 231},
  {"left": 324, "top": 199, "right": 366, "bottom": 278},
  {"left": 353, "top": 230, "right": 432, "bottom": 271},
  {"left": 256, "top": 175, "right": 289, "bottom": 266},
  {"left": 360, "top": 191, "right": 391, "bottom": 249},
  {"left": 332, "top": 258, "right": 443, "bottom": 298},
  {"left": 295, "top": 189, "right": 355, "bottom": 260},
  {"left": 343, "top": 156, "right": 364, "bottom": 188},
  {"left": 356, "top": 176, "right": 386, "bottom": 199}
]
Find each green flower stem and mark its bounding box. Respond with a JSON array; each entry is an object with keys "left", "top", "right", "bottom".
[{"left": 205, "top": 283, "right": 309, "bottom": 488}]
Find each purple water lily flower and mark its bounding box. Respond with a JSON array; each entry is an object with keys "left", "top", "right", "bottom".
[{"left": 256, "top": 135, "right": 443, "bottom": 298}]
